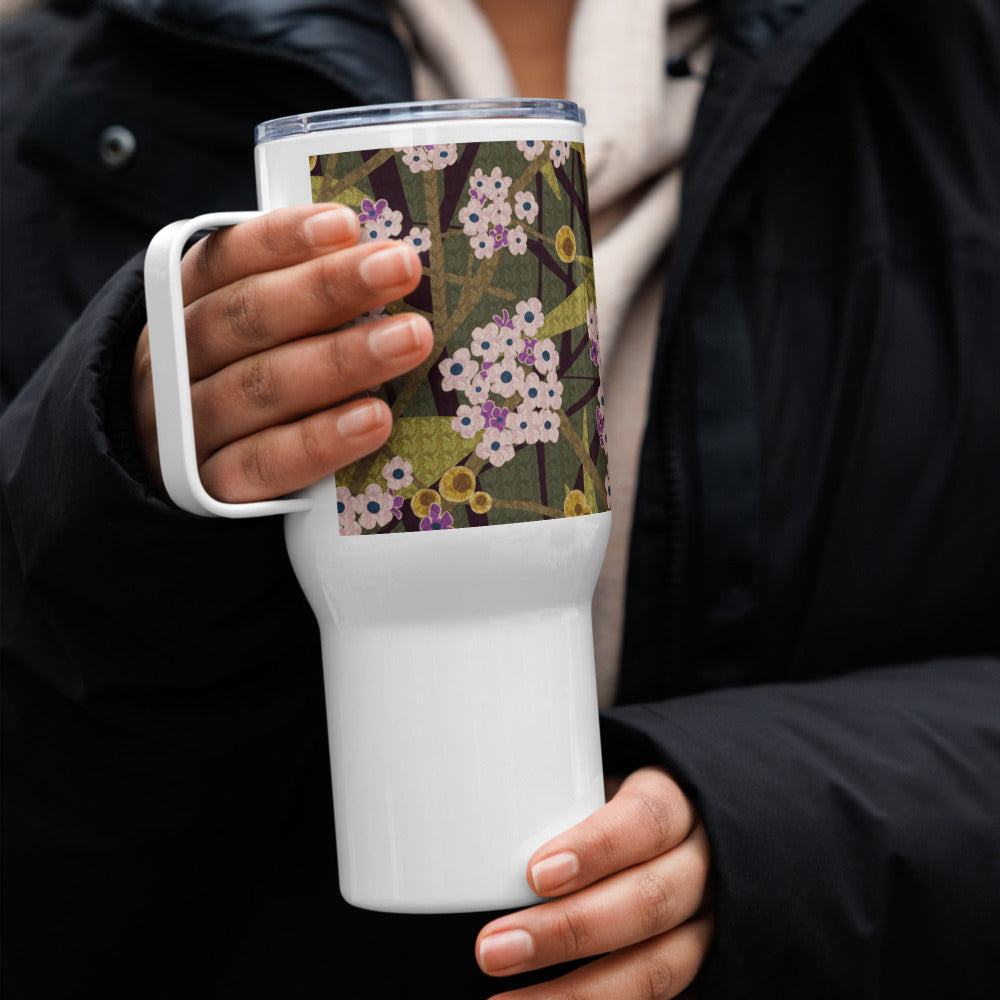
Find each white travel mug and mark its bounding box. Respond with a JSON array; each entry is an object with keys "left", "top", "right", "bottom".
[{"left": 144, "top": 99, "right": 612, "bottom": 913}]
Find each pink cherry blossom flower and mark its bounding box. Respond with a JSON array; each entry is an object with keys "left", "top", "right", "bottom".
[
  {"left": 514, "top": 297, "right": 545, "bottom": 337},
  {"left": 507, "top": 225, "right": 528, "bottom": 255},
  {"left": 522, "top": 371, "right": 545, "bottom": 410},
  {"left": 516, "top": 139, "right": 544, "bottom": 161},
  {"left": 481, "top": 198, "right": 512, "bottom": 230},
  {"left": 463, "top": 375, "right": 490, "bottom": 406},
  {"left": 470, "top": 322, "right": 504, "bottom": 364},
  {"left": 537, "top": 409, "right": 561, "bottom": 443},
  {"left": 476, "top": 425, "right": 516, "bottom": 467},
  {"left": 452, "top": 403, "right": 485, "bottom": 439},
  {"left": 496, "top": 324, "right": 520, "bottom": 356},
  {"left": 337, "top": 486, "right": 361, "bottom": 535},
  {"left": 354, "top": 483, "right": 397, "bottom": 530},
  {"left": 484, "top": 354, "right": 525, "bottom": 399},
  {"left": 459, "top": 198, "right": 490, "bottom": 236},
  {"left": 484, "top": 166, "right": 512, "bottom": 202},
  {"left": 533, "top": 337, "right": 559, "bottom": 376},
  {"left": 361, "top": 202, "right": 403, "bottom": 242},
  {"left": 509, "top": 404, "right": 545, "bottom": 445},
  {"left": 470, "top": 232, "right": 495, "bottom": 259},
  {"left": 427, "top": 144, "right": 458, "bottom": 169},
  {"left": 512, "top": 190, "right": 538, "bottom": 223},
  {"left": 398, "top": 146, "right": 432, "bottom": 173},
  {"left": 468, "top": 168, "right": 492, "bottom": 202},
  {"left": 541, "top": 371, "right": 564, "bottom": 410},
  {"left": 382, "top": 456, "right": 414, "bottom": 491},
  {"left": 549, "top": 140, "right": 570, "bottom": 169},
  {"left": 403, "top": 226, "right": 432, "bottom": 255},
  {"left": 439, "top": 347, "right": 479, "bottom": 392}
]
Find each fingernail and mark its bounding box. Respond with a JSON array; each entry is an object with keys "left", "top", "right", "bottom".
[
  {"left": 337, "top": 400, "right": 384, "bottom": 438},
  {"left": 479, "top": 929, "right": 534, "bottom": 973},
  {"left": 303, "top": 207, "right": 356, "bottom": 246},
  {"left": 369, "top": 316, "right": 422, "bottom": 360},
  {"left": 358, "top": 243, "right": 415, "bottom": 287},
  {"left": 530, "top": 851, "right": 579, "bottom": 894}
]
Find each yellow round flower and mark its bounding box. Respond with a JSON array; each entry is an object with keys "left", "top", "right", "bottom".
[
  {"left": 439, "top": 465, "right": 477, "bottom": 503},
  {"left": 411, "top": 488, "right": 441, "bottom": 518},
  {"left": 469, "top": 491, "right": 493, "bottom": 514},
  {"left": 555, "top": 225, "right": 577, "bottom": 263},
  {"left": 563, "top": 489, "right": 592, "bottom": 517}
]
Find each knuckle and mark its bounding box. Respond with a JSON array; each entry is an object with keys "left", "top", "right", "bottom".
[
  {"left": 588, "top": 813, "right": 625, "bottom": 872},
  {"left": 225, "top": 278, "right": 268, "bottom": 346},
  {"left": 240, "top": 438, "right": 282, "bottom": 493},
  {"left": 634, "top": 868, "right": 677, "bottom": 939},
  {"left": 298, "top": 417, "right": 330, "bottom": 467},
  {"left": 640, "top": 952, "right": 677, "bottom": 1000},
  {"left": 239, "top": 354, "right": 279, "bottom": 411},
  {"left": 553, "top": 904, "right": 593, "bottom": 960},
  {"left": 631, "top": 786, "right": 677, "bottom": 851},
  {"left": 324, "top": 331, "right": 352, "bottom": 384},
  {"left": 258, "top": 209, "right": 306, "bottom": 260},
  {"left": 310, "top": 253, "right": 355, "bottom": 313}
]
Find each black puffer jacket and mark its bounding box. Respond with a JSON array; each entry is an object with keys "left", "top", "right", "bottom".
[{"left": 2, "top": 1, "right": 999, "bottom": 997}]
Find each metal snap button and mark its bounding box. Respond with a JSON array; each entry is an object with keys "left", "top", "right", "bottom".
[{"left": 98, "top": 125, "right": 137, "bottom": 169}]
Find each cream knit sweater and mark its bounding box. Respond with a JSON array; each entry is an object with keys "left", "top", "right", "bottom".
[{"left": 391, "top": 0, "right": 712, "bottom": 704}]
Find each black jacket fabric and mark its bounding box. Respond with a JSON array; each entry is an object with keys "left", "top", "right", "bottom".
[{"left": 2, "top": 1, "right": 999, "bottom": 997}]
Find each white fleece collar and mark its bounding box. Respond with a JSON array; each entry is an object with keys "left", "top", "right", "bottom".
[{"left": 393, "top": 0, "right": 677, "bottom": 213}]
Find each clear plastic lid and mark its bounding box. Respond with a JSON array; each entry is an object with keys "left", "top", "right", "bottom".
[{"left": 255, "top": 98, "right": 585, "bottom": 145}]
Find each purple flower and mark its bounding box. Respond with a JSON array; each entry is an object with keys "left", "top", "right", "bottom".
[
  {"left": 517, "top": 337, "right": 537, "bottom": 366},
  {"left": 420, "top": 503, "right": 454, "bottom": 531},
  {"left": 490, "top": 225, "right": 509, "bottom": 251},
  {"left": 493, "top": 308, "right": 515, "bottom": 330},
  {"left": 359, "top": 197, "right": 388, "bottom": 223},
  {"left": 481, "top": 399, "right": 509, "bottom": 430}
]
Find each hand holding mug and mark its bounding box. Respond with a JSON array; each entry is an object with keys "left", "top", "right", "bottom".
[
  {"left": 132, "top": 204, "right": 433, "bottom": 503},
  {"left": 477, "top": 767, "right": 714, "bottom": 1000}
]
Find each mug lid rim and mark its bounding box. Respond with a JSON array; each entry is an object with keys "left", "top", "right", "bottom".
[{"left": 255, "top": 98, "right": 586, "bottom": 144}]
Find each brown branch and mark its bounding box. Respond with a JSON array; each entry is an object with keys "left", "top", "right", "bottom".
[
  {"left": 324, "top": 148, "right": 395, "bottom": 201},
  {"left": 556, "top": 408, "right": 608, "bottom": 507}
]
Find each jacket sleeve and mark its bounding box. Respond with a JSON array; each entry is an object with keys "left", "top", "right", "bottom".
[
  {"left": 601, "top": 656, "right": 1000, "bottom": 999},
  {"left": 0, "top": 252, "right": 319, "bottom": 693},
  {"left": 0, "top": 254, "right": 330, "bottom": 993}
]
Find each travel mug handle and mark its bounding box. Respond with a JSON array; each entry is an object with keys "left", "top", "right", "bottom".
[{"left": 144, "top": 211, "right": 311, "bottom": 518}]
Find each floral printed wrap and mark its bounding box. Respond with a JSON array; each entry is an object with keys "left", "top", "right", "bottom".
[{"left": 310, "top": 138, "right": 610, "bottom": 535}]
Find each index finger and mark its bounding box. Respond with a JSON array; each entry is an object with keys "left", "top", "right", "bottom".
[
  {"left": 527, "top": 766, "right": 697, "bottom": 898},
  {"left": 180, "top": 204, "right": 360, "bottom": 304}
]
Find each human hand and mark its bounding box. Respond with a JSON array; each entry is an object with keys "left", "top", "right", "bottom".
[
  {"left": 476, "top": 767, "right": 713, "bottom": 999},
  {"left": 132, "top": 204, "right": 433, "bottom": 501}
]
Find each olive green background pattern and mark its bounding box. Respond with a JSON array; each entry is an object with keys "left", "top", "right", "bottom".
[{"left": 310, "top": 138, "right": 610, "bottom": 535}]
